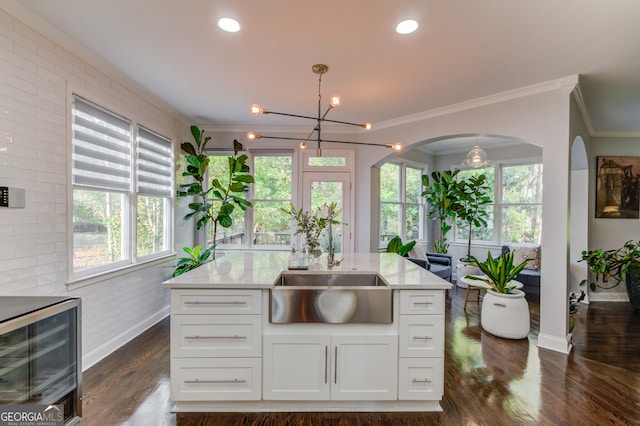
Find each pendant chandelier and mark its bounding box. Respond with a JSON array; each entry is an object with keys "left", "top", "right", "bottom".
[
  {"left": 247, "top": 64, "right": 403, "bottom": 157},
  {"left": 462, "top": 136, "right": 491, "bottom": 168}
]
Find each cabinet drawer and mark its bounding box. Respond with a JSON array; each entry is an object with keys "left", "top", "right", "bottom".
[
  {"left": 171, "top": 315, "right": 261, "bottom": 358},
  {"left": 171, "top": 358, "right": 261, "bottom": 401},
  {"left": 399, "top": 315, "right": 444, "bottom": 358},
  {"left": 398, "top": 358, "right": 444, "bottom": 400},
  {"left": 172, "top": 289, "right": 261, "bottom": 315},
  {"left": 400, "top": 290, "right": 444, "bottom": 315}
]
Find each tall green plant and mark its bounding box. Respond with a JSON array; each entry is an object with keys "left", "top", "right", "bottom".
[
  {"left": 421, "top": 170, "right": 461, "bottom": 254},
  {"left": 177, "top": 125, "right": 254, "bottom": 260},
  {"left": 455, "top": 173, "right": 492, "bottom": 259}
]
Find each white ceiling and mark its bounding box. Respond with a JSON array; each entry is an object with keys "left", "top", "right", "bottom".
[{"left": 6, "top": 0, "right": 640, "bottom": 148}]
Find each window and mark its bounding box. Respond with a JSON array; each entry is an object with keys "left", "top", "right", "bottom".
[
  {"left": 252, "top": 153, "right": 293, "bottom": 247},
  {"left": 136, "top": 127, "right": 173, "bottom": 257},
  {"left": 454, "top": 162, "right": 542, "bottom": 245},
  {"left": 71, "top": 95, "right": 173, "bottom": 279},
  {"left": 379, "top": 162, "right": 425, "bottom": 248},
  {"left": 454, "top": 167, "right": 495, "bottom": 243},
  {"left": 501, "top": 163, "right": 543, "bottom": 244},
  {"left": 205, "top": 151, "right": 294, "bottom": 249}
]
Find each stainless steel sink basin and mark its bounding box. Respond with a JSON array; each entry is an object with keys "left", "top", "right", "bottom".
[{"left": 270, "top": 272, "right": 392, "bottom": 324}]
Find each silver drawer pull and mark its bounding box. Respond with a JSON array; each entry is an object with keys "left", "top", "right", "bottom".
[
  {"left": 412, "top": 301, "right": 433, "bottom": 306},
  {"left": 412, "top": 378, "right": 432, "bottom": 383},
  {"left": 412, "top": 335, "right": 433, "bottom": 340},
  {"left": 185, "top": 378, "right": 246, "bottom": 384},
  {"left": 185, "top": 301, "right": 247, "bottom": 305},
  {"left": 185, "top": 335, "right": 247, "bottom": 340}
]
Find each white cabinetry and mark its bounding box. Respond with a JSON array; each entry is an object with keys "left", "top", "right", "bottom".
[
  {"left": 398, "top": 290, "right": 445, "bottom": 400},
  {"left": 263, "top": 334, "right": 397, "bottom": 401},
  {"left": 170, "top": 289, "right": 262, "bottom": 401}
]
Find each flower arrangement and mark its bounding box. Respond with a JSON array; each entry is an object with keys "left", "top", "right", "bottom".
[{"left": 282, "top": 202, "right": 341, "bottom": 254}]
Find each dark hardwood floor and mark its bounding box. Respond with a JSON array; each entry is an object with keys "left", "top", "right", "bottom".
[{"left": 80, "top": 286, "right": 640, "bottom": 425}]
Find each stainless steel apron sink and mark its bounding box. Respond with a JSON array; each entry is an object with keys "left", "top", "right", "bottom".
[{"left": 270, "top": 272, "right": 393, "bottom": 324}]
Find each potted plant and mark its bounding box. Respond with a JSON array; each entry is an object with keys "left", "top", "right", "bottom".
[
  {"left": 465, "top": 251, "right": 531, "bottom": 339},
  {"left": 385, "top": 235, "right": 416, "bottom": 256},
  {"left": 282, "top": 202, "right": 341, "bottom": 256},
  {"left": 172, "top": 245, "right": 214, "bottom": 277},
  {"left": 454, "top": 173, "right": 492, "bottom": 261},
  {"left": 421, "top": 169, "right": 461, "bottom": 254},
  {"left": 580, "top": 240, "right": 640, "bottom": 309},
  {"left": 176, "top": 125, "right": 254, "bottom": 265},
  {"left": 569, "top": 282, "right": 586, "bottom": 333}
]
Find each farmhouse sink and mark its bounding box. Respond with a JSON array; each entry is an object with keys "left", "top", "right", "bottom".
[{"left": 270, "top": 272, "right": 392, "bottom": 324}]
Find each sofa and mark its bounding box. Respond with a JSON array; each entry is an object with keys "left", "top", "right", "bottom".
[
  {"left": 405, "top": 245, "right": 453, "bottom": 282},
  {"left": 501, "top": 244, "right": 541, "bottom": 296}
]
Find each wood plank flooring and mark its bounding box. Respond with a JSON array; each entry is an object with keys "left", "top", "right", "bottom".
[{"left": 80, "top": 286, "right": 640, "bottom": 425}]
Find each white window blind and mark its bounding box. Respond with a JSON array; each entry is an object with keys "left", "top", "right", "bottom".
[
  {"left": 71, "top": 95, "right": 132, "bottom": 191},
  {"left": 137, "top": 127, "right": 173, "bottom": 197}
]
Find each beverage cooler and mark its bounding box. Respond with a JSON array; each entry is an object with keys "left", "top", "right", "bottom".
[{"left": 0, "top": 297, "right": 81, "bottom": 424}]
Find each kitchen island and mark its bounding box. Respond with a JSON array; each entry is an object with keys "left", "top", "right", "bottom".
[{"left": 163, "top": 251, "right": 451, "bottom": 412}]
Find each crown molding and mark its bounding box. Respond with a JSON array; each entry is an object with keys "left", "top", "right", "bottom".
[
  {"left": 375, "top": 75, "right": 580, "bottom": 131},
  {"left": 571, "top": 82, "right": 595, "bottom": 136}
]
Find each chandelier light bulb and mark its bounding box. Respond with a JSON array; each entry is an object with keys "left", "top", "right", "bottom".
[
  {"left": 246, "top": 131, "right": 261, "bottom": 140},
  {"left": 299, "top": 141, "right": 307, "bottom": 150},
  {"left": 388, "top": 142, "right": 403, "bottom": 152},
  {"left": 250, "top": 104, "right": 263, "bottom": 115},
  {"left": 363, "top": 122, "right": 373, "bottom": 130},
  {"left": 329, "top": 95, "right": 341, "bottom": 108}
]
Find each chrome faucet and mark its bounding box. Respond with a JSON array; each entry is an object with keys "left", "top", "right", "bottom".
[{"left": 326, "top": 205, "right": 343, "bottom": 268}]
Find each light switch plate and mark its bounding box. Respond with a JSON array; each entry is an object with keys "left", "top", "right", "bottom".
[{"left": 0, "top": 187, "right": 26, "bottom": 208}]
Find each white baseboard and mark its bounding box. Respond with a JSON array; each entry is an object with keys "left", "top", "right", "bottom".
[
  {"left": 82, "top": 305, "right": 170, "bottom": 371},
  {"left": 588, "top": 292, "right": 629, "bottom": 302},
  {"left": 537, "top": 332, "right": 570, "bottom": 354}
]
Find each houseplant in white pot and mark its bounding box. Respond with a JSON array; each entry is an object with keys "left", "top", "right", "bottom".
[{"left": 466, "top": 250, "right": 531, "bottom": 339}]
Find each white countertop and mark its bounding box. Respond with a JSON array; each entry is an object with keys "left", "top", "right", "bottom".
[{"left": 162, "top": 251, "right": 452, "bottom": 290}]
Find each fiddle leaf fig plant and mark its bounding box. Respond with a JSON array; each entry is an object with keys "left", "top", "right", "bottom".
[
  {"left": 455, "top": 173, "right": 492, "bottom": 260},
  {"left": 172, "top": 245, "right": 214, "bottom": 277},
  {"left": 421, "top": 169, "right": 461, "bottom": 254},
  {"left": 177, "top": 125, "right": 254, "bottom": 262}
]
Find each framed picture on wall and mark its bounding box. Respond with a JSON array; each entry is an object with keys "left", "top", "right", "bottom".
[{"left": 595, "top": 156, "right": 640, "bottom": 219}]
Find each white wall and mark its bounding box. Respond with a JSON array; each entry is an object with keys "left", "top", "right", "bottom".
[
  {"left": 586, "top": 136, "right": 640, "bottom": 301},
  {"left": 349, "top": 81, "right": 576, "bottom": 353},
  {"left": 0, "top": 7, "right": 189, "bottom": 369}
]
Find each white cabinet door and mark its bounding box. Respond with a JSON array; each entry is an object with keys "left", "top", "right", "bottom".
[
  {"left": 331, "top": 335, "right": 398, "bottom": 401},
  {"left": 263, "top": 335, "right": 331, "bottom": 400}
]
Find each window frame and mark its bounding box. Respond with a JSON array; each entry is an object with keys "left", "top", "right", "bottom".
[
  {"left": 378, "top": 161, "right": 427, "bottom": 250},
  {"left": 453, "top": 158, "right": 542, "bottom": 245},
  {"left": 203, "top": 149, "right": 296, "bottom": 251},
  {"left": 69, "top": 94, "right": 174, "bottom": 284}
]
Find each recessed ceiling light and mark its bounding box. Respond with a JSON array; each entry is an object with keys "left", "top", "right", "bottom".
[
  {"left": 218, "top": 18, "right": 240, "bottom": 33},
  {"left": 396, "top": 19, "right": 419, "bottom": 35}
]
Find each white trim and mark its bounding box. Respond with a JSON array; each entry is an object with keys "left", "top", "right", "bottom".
[
  {"left": 375, "top": 76, "right": 580, "bottom": 131},
  {"left": 66, "top": 254, "right": 174, "bottom": 290},
  {"left": 82, "top": 307, "right": 170, "bottom": 371},
  {"left": 537, "top": 332, "right": 570, "bottom": 354}
]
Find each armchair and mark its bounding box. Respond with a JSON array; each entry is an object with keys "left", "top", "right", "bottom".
[{"left": 407, "top": 252, "right": 453, "bottom": 282}]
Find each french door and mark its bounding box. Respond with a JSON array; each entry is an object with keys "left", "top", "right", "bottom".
[{"left": 302, "top": 172, "right": 353, "bottom": 253}]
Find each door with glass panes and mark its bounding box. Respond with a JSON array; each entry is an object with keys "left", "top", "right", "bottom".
[{"left": 302, "top": 172, "right": 352, "bottom": 254}]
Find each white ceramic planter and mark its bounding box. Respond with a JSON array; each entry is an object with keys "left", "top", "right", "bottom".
[
  {"left": 456, "top": 262, "right": 481, "bottom": 288},
  {"left": 481, "top": 288, "right": 530, "bottom": 339}
]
